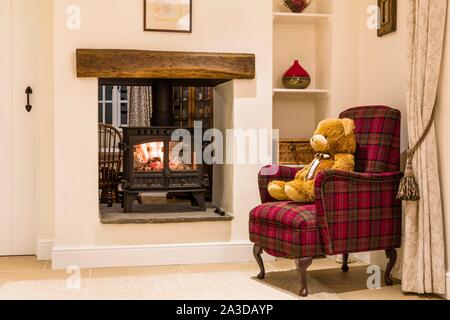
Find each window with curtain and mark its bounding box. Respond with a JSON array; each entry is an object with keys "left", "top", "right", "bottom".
[{"left": 98, "top": 85, "right": 129, "bottom": 127}]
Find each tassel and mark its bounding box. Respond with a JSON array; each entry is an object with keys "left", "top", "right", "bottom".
[{"left": 397, "top": 150, "right": 420, "bottom": 201}]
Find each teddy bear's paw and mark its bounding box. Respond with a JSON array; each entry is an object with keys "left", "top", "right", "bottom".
[
  {"left": 285, "top": 184, "right": 309, "bottom": 203},
  {"left": 268, "top": 181, "right": 289, "bottom": 201}
]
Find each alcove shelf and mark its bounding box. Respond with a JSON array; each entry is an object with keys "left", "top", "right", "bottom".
[
  {"left": 273, "top": 12, "right": 332, "bottom": 25},
  {"left": 273, "top": 0, "right": 334, "bottom": 139},
  {"left": 273, "top": 88, "right": 331, "bottom": 95}
]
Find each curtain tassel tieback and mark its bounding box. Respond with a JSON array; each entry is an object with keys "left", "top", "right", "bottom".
[
  {"left": 397, "top": 102, "right": 436, "bottom": 202},
  {"left": 397, "top": 150, "right": 420, "bottom": 201}
]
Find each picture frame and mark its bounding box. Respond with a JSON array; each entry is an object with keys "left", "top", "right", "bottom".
[
  {"left": 144, "top": 0, "right": 192, "bottom": 33},
  {"left": 378, "top": 0, "right": 397, "bottom": 37}
]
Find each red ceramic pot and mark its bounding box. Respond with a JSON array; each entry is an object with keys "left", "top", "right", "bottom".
[
  {"left": 282, "top": 60, "right": 311, "bottom": 89},
  {"left": 282, "top": 0, "right": 312, "bottom": 13}
]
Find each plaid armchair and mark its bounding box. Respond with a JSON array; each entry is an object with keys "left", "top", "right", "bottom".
[{"left": 249, "top": 106, "right": 403, "bottom": 296}]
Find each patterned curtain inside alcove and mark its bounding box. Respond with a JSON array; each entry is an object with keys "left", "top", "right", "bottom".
[{"left": 127, "top": 86, "right": 152, "bottom": 127}]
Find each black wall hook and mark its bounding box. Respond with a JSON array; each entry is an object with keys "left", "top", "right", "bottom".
[{"left": 25, "top": 87, "right": 33, "bottom": 112}]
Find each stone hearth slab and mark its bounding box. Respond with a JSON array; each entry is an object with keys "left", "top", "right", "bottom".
[{"left": 100, "top": 204, "right": 233, "bottom": 224}]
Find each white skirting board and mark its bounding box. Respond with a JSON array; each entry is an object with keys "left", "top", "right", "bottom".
[
  {"left": 36, "top": 240, "right": 54, "bottom": 261},
  {"left": 51, "top": 241, "right": 275, "bottom": 270}
]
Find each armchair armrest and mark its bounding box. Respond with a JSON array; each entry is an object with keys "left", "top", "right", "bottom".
[
  {"left": 315, "top": 170, "right": 404, "bottom": 186},
  {"left": 314, "top": 170, "right": 404, "bottom": 255},
  {"left": 258, "top": 165, "right": 302, "bottom": 203}
]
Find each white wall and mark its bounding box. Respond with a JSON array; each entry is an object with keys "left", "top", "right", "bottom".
[
  {"left": 328, "top": 0, "right": 408, "bottom": 140},
  {"left": 36, "top": 0, "right": 55, "bottom": 247},
  {"left": 357, "top": 0, "right": 408, "bottom": 150},
  {"left": 51, "top": 0, "right": 272, "bottom": 259},
  {"left": 0, "top": 0, "right": 13, "bottom": 255},
  {"left": 212, "top": 82, "right": 234, "bottom": 213},
  {"left": 329, "top": 0, "right": 360, "bottom": 117}
]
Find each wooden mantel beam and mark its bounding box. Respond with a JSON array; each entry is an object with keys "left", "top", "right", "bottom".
[{"left": 76, "top": 49, "right": 255, "bottom": 80}]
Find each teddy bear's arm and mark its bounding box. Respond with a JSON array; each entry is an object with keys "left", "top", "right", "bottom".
[
  {"left": 333, "top": 154, "right": 355, "bottom": 172},
  {"left": 295, "top": 163, "right": 311, "bottom": 180}
]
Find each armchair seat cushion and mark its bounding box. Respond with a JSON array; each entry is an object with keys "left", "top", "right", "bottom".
[
  {"left": 250, "top": 202, "right": 317, "bottom": 230},
  {"left": 249, "top": 202, "right": 324, "bottom": 258}
]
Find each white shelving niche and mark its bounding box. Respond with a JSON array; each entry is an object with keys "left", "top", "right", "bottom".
[{"left": 273, "top": 0, "right": 333, "bottom": 139}]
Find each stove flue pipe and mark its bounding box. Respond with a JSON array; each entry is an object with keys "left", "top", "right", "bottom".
[{"left": 151, "top": 80, "right": 174, "bottom": 127}]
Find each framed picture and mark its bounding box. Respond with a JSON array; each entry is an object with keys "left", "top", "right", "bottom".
[
  {"left": 378, "top": 0, "right": 397, "bottom": 37},
  {"left": 144, "top": 0, "right": 192, "bottom": 33}
]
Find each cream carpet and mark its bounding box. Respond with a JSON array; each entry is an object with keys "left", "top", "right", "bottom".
[{"left": 0, "top": 270, "right": 340, "bottom": 300}]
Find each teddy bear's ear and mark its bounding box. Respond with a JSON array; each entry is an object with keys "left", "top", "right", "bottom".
[{"left": 341, "top": 118, "right": 355, "bottom": 136}]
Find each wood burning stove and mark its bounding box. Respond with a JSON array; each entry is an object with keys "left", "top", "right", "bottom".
[
  {"left": 120, "top": 80, "right": 207, "bottom": 213},
  {"left": 121, "top": 126, "right": 205, "bottom": 213}
]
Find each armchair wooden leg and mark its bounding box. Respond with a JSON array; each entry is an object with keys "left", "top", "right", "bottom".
[
  {"left": 341, "top": 254, "right": 350, "bottom": 272},
  {"left": 295, "top": 257, "right": 313, "bottom": 297},
  {"left": 385, "top": 249, "right": 397, "bottom": 286},
  {"left": 253, "top": 244, "right": 265, "bottom": 280}
]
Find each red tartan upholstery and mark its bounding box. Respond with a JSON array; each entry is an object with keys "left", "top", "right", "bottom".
[
  {"left": 314, "top": 170, "right": 403, "bottom": 255},
  {"left": 250, "top": 106, "right": 403, "bottom": 259},
  {"left": 249, "top": 202, "right": 323, "bottom": 258},
  {"left": 340, "top": 106, "right": 401, "bottom": 173},
  {"left": 258, "top": 165, "right": 301, "bottom": 203}
]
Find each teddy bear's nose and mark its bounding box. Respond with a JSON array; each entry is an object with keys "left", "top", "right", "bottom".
[{"left": 311, "top": 134, "right": 327, "bottom": 146}]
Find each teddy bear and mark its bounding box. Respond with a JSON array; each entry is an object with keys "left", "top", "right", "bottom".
[{"left": 268, "top": 118, "right": 357, "bottom": 203}]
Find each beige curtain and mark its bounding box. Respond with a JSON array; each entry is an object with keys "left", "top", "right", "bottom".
[
  {"left": 128, "top": 86, "right": 152, "bottom": 127},
  {"left": 401, "top": 0, "right": 447, "bottom": 294}
]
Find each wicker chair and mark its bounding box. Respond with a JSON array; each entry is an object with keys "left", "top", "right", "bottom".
[{"left": 98, "top": 123, "right": 123, "bottom": 207}]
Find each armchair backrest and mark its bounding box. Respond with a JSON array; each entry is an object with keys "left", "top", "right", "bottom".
[{"left": 339, "top": 106, "right": 401, "bottom": 173}]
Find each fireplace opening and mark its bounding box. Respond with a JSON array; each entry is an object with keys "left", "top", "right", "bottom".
[{"left": 98, "top": 80, "right": 218, "bottom": 216}]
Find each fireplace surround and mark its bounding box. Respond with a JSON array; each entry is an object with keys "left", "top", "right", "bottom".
[{"left": 78, "top": 49, "right": 255, "bottom": 214}]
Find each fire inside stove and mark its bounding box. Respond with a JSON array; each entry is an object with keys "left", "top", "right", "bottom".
[
  {"left": 134, "top": 142, "right": 164, "bottom": 172},
  {"left": 133, "top": 142, "right": 197, "bottom": 172}
]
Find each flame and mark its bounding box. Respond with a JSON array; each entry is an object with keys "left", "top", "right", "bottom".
[{"left": 135, "top": 142, "right": 164, "bottom": 164}]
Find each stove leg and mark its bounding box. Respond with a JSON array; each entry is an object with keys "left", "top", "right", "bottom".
[
  {"left": 119, "top": 191, "right": 124, "bottom": 209},
  {"left": 191, "top": 191, "right": 206, "bottom": 211},
  {"left": 124, "top": 192, "right": 137, "bottom": 213}
]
